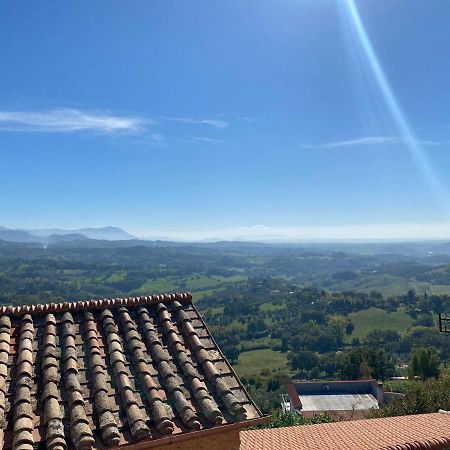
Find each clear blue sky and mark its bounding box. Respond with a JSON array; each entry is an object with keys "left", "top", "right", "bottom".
[{"left": 1, "top": 1, "right": 450, "bottom": 240}]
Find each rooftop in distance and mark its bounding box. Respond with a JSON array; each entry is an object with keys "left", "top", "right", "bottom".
[{"left": 286, "top": 380, "right": 384, "bottom": 421}]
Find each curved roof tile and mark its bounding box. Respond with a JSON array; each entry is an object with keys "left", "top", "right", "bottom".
[
  {"left": 241, "top": 412, "right": 450, "bottom": 450},
  {"left": 0, "top": 292, "right": 266, "bottom": 449}
]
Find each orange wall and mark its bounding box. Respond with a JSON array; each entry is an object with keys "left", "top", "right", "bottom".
[{"left": 153, "top": 429, "right": 240, "bottom": 450}]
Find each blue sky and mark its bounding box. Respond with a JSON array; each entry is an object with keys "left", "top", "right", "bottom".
[{"left": 1, "top": 1, "right": 450, "bottom": 240}]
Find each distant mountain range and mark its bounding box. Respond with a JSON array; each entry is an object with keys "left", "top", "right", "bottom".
[{"left": 0, "top": 226, "right": 136, "bottom": 244}]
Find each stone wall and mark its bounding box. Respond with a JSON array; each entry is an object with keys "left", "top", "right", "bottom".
[{"left": 384, "top": 391, "right": 405, "bottom": 404}]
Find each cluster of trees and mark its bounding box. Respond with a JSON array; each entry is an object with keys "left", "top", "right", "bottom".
[
  {"left": 8, "top": 238, "right": 446, "bottom": 307},
  {"left": 338, "top": 348, "right": 395, "bottom": 381},
  {"left": 287, "top": 347, "right": 395, "bottom": 381},
  {"left": 203, "top": 278, "right": 450, "bottom": 418},
  {"left": 207, "top": 280, "right": 450, "bottom": 376},
  {"left": 2, "top": 240, "right": 450, "bottom": 419},
  {"left": 258, "top": 411, "right": 332, "bottom": 429},
  {"left": 0, "top": 240, "right": 262, "bottom": 304},
  {"left": 373, "top": 370, "right": 450, "bottom": 418},
  {"left": 408, "top": 347, "right": 440, "bottom": 380},
  {"left": 241, "top": 370, "right": 292, "bottom": 413},
  {"left": 211, "top": 324, "right": 242, "bottom": 363}
]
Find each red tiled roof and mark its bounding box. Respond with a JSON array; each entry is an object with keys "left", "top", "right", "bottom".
[
  {"left": 0, "top": 293, "right": 266, "bottom": 450},
  {"left": 240, "top": 411, "right": 450, "bottom": 450},
  {"left": 286, "top": 382, "right": 301, "bottom": 409}
]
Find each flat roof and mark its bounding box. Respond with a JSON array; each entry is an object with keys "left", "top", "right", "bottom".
[{"left": 300, "top": 393, "right": 379, "bottom": 411}]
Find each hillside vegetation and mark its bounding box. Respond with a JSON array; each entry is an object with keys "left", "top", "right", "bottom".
[{"left": 1, "top": 239, "right": 450, "bottom": 413}]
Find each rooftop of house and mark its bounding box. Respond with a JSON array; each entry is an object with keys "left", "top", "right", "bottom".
[
  {"left": 286, "top": 379, "right": 383, "bottom": 414},
  {"left": 299, "top": 393, "right": 378, "bottom": 412},
  {"left": 0, "top": 292, "right": 267, "bottom": 450},
  {"left": 240, "top": 411, "right": 450, "bottom": 450}
]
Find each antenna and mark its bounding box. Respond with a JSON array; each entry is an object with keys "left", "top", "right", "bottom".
[{"left": 438, "top": 313, "right": 450, "bottom": 334}]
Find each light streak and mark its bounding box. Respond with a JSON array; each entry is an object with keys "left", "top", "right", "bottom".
[{"left": 341, "top": 0, "right": 446, "bottom": 204}]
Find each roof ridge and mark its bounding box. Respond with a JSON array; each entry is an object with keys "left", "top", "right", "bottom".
[
  {"left": 381, "top": 435, "right": 450, "bottom": 450},
  {"left": 0, "top": 292, "right": 192, "bottom": 316}
]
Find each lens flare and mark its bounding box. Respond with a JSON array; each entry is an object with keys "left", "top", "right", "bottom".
[{"left": 341, "top": 0, "right": 446, "bottom": 205}]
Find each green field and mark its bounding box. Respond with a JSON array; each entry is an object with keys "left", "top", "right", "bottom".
[
  {"left": 233, "top": 349, "right": 290, "bottom": 378},
  {"left": 348, "top": 307, "right": 413, "bottom": 340},
  {"left": 240, "top": 336, "right": 281, "bottom": 352},
  {"left": 185, "top": 274, "right": 247, "bottom": 290},
  {"left": 105, "top": 271, "right": 127, "bottom": 282},
  {"left": 135, "top": 277, "right": 180, "bottom": 293},
  {"left": 260, "top": 302, "right": 286, "bottom": 312},
  {"left": 192, "top": 288, "right": 226, "bottom": 301},
  {"left": 332, "top": 274, "right": 450, "bottom": 297},
  {"left": 134, "top": 274, "right": 247, "bottom": 299}
]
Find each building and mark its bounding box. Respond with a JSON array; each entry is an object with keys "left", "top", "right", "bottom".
[
  {"left": 240, "top": 410, "right": 450, "bottom": 450},
  {"left": 286, "top": 379, "right": 385, "bottom": 421},
  {"left": 0, "top": 292, "right": 267, "bottom": 450}
]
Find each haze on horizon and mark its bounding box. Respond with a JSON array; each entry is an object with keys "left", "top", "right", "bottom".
[{"left": 1, "top": 1, "right": 450, "bottom": 240}]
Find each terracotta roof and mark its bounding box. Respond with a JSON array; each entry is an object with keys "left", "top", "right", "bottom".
[
  {"left": 0, "top": 293, "right": 266, "bottom": 450},
  {"left": 240, "top": 411, "right": 450, "bottom": 450},
  {"left": 286, "top": 382, "right": 301, "bottom": 410}
]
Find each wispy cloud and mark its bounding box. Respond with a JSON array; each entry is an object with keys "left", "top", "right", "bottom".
[
  {"left": 139, "top": 222, "right": 450, "bottom": 242},
  {"left": 160, "top": 116, "right": 229, "bottom": 129},
  {"left": 303, "top": 136, "right": 441, "bottom": 149},
  {"left": 0, "top": 108, "right": 234, "bottom": 147},
  {"left": 193, "top": 136, "right": 221, "bottom": 143},
  {"left": 0, "top": 108, "right": 151, "bottom": 134},
  {"left": 148, "top": 133, "right": 166, "bottom": 143}
]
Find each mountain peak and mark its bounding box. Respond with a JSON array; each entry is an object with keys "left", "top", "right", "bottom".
[{"left": 0, "top": 226, "right": 136, "bottom": 243}]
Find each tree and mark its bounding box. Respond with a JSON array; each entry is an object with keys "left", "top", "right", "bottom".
[
  {"left": 413, "top": 314, "right": 434, "bottom": 327},
  {"left": 281, "top": 336, "right": 289, "bottom": 353},
  {"left": 288, "top": 350, "right": 319, "bottom": 375},
  {"left": 338, "top": 348, "right": 365, "bottom": 380},
  {"left": 365, "top": 330, "right": 400, "bottom": 347},
  {"left": 222, "top": 344, "right": 240, "bottom": 364},
  {"left": 319, "top": 352, "right": 339, "bottom": 378},
  {"left": 406, "top": 289, "right": 416, "bottom": 304},
  {"left": 338, "top": 348, "right": 395, "bottom": 381},
  {"left": 408, "top": 347, "right": 440, "bottom": 380},
  {"left": 364, "top": 330, "right": 400, "bottom": 354},
  {"left": 259, "top": 411, "right": 332, "bottom": 429},
  {"left": 399, "top": 328, "right": 449, "bottom": 360},
  {"left": 366, "top": 348, "right": 395, "bottom": 381},
  {"left": 247, "top": 318, "right": 268, "bottom": 338},
  {"left": 372, "top": 373, "right": 450, "bottom": 418},
  {"left": 344, "top": 320, "right": 354, "bottom": 335}
]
